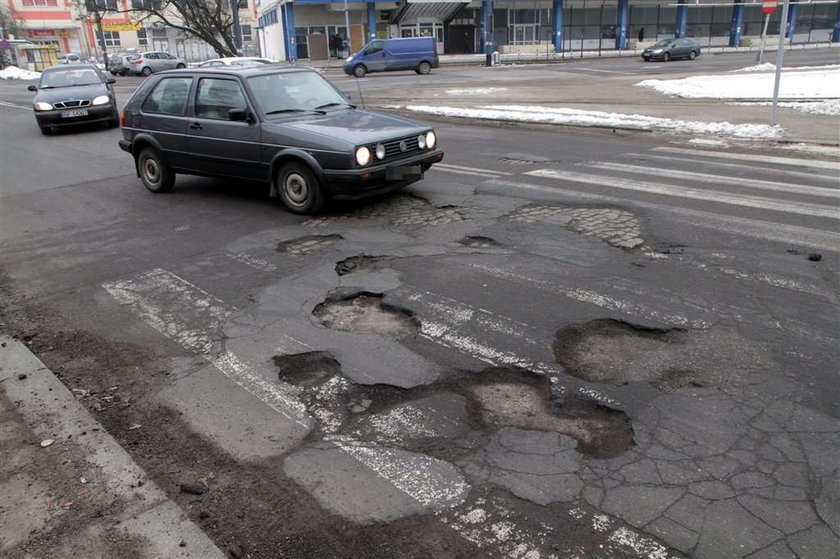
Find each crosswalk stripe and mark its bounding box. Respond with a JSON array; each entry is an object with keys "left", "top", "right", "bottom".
[
  {"left": 431, "top": 166, "right": 501, "bottom": 178},
  {"left": 524, "top": 168, "right": 840, "bottom": 220},
  {"left": 633, "top": 154, "right": 839, "bottom": 184},
  {"left": 483, "top": 178, "right": 840, "bottom": 252},
  {"left": 654, "top": 147, "right": 840, "bottom": 171},
  {"left": 587, "top": 162, "right": 840, "bottom": 199},
  {"left": 436, "top": 162, "right": 511, "bottom": 176}
]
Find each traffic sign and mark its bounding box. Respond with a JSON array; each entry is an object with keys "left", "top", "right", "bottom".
[{"left": 762, "top": 0, "right": 778, "bottom": 14}]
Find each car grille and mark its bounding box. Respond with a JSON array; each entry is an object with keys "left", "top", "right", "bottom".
[
  {"left": 380, "top": 135, "right": 421, "bottom": 160},
  {"left": 53, "top": 99, "right": 91, "bottom": 109}
]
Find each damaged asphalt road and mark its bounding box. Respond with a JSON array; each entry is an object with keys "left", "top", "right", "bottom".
[{"left": 1, "top": 110, "right": 839, "bottom": 559}]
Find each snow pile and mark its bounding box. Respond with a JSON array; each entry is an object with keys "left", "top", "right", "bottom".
[
  {"left": 0, "top": 66, "right": 41, "bottom": 80},
  {"left": 733, "top": 63, "right": 776, "bottom": 73},
  {"left": 731, "top": 99, "right": 840, "bottom": 115},
  {"left": 638, "top": 67, "right": 840, "bottom": 99},
  {"left": 445, "top": 87, "right": 509, "bottom": 96},
  {"left": 401, "top": 104, "right": 782, "bottom": 139}
]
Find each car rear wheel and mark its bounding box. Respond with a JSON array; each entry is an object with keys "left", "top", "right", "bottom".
[
  {"left": 688, "top": 50, "right": 696, "bottom": 60},
  {"left": 277, "top": 162, "right": 323, "bottom": 214},
  {"left": 120, "top": 69, "right": 129, "bottom": 76},
  {"left": 141, "top": 66, "right": 153, "bottom": 76},
  {"left": 110, "top": 71, "right": 118, "bottom": 76},
  {"left": 137, "top": 147, "right": 175, "bottom": 193},
  {"left": 352, "top": 64, "right": 367, "bottom": 78},
  {"left": 662, "top": 52, "right": 671, "bottom": 62},
  {"left": 176, "top": 63, "right": 186, "bottom": 69},
  {"left": 416, "top": 61, "right": 432, "bottom": 75}
]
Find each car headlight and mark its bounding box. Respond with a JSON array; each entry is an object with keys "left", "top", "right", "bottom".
[
  {"left": 355, "top": 146, "right": 372, "bottom": 166},
  {"left": 92, "top": 95, "right": 110, "bottom": 106},
  {"left": 652, "top": 49, "right": 663, "bottom": 54},
  {"left": 417, "top": 134, "right": 426, "bottom": 149},
  {"left": 34, "top": 101, "right": 53, "bottom": 111},
  {"left": 375, "top": 143, "right": 385, "bottom": 160},
  {"left": 346, "top": 56, "right": 353, "bottom": 62},
  {"left": 425, "top": 131, "right": 436, "bottom": 149}
]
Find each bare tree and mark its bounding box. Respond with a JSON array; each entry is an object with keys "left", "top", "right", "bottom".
[{"left": 127, "top": 0, "right": 238, "bottom": 57}]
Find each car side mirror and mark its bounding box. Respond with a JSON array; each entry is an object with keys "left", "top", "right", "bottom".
[
  {"left": 106, "top": 77, "right": 116, "bottom": 84},
  {"left": 228, "top": 108, "right": 251, "bottom": 122},
  {"left": 28, "top": 85, "right": 38, "bottom": 92}
]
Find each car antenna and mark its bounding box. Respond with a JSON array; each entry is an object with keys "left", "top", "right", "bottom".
[{"left": 354, "top": 75, "right": 366, "bottom": 110}]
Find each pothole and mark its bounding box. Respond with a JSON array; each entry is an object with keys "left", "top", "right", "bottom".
[
  {"left": 276, "top": 234, "right": 343, "bottom": 254},
  {"left": 507, "top": 204, "right": 646, "bottom": 250},
  {"left": 273, "top": 351, "right": 342, "bottom": 387},
  {"left": 312, "top": 291, "right": 419, "bottom": 340},
  {"left": 457, "top": 236, "right": 500, "bottom": 248},
  {"left": 303, "top": 193, "right": 465, "bottom": 227},
  {"left": 553, "top": 319, "right": 777, "bottom": 392},
  {"left": 334, "top": 254, "right": 386, "bottom": 276}
]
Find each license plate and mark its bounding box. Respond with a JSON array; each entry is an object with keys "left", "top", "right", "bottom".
[
  {"left": 386, "top": 165, "right": 422, "bottom": 181},
  {"left": 61, "top": 109, "right": 88, "bottom": 118}
]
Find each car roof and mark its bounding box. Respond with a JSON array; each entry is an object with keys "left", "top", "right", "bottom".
[
  {"left": 43, "top": 63, "right": 99, "bottom": 72},
  {"left": 158, "top": 66, "right": 315, "bottom": 77}
]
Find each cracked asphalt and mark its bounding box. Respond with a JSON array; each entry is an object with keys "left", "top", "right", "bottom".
[{"left": 1, "top": 65, "right": 838, "bottom": 559}]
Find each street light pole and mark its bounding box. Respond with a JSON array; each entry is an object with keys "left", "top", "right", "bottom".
[
  {"left": 770, "top": 0, "right": 791, "bottom": 126},
  {"left": 231, "top": 0, "right": 243, "bottom": 53},
  {"left": 94, "top": 5, "right": 108, "bottom": 68},
  {"left": 343, "top": 0, "right": 351, "bottom": 53}
]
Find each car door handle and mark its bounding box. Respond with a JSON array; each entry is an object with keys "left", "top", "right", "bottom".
[{"left": 189, "top": 122, "right": 202, "bottom": 130}]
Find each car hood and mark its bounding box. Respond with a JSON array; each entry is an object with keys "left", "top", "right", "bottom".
[
  {"left": 265, "top": 109, "right": 428, "bottom": 147},
  {"left": 35, "top": 83, "right": 108, "bottom": 103}
]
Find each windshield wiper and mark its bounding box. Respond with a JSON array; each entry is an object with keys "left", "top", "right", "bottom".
[
  {"left": 265, "top": 108, "right": 326, "bottom": 115},
  {"left": 314, "top": 101, "right": 355, "bottom": 110}
]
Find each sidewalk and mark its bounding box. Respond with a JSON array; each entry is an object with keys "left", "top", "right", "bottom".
[{"left": 0, "top": 336, "right": 225, "bottom": 558}]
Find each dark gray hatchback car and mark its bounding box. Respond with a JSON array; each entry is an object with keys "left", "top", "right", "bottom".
[{"left": 118, "top": 66, "right": 444, "bottom": 213}]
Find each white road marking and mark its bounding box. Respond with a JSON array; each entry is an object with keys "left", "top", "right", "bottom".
[
  {"left": 436, "top": 162, "right": 512, "bottom": 176},
  {"left": 102, "top": 268, "right": 310, "bottom": 427},
  {"left": 0, "top": 101, "right": 30, "bottom": 111},
  {"left": 524, "top": 168, "right": 840, "bottom": 220},
  {"left": 431, "top": 167, "right": 503, "bottom": 179},
  {"left": 588, "top": 161, "right": 840, "bottom": 199},
  {"left": 227, "top": 251, "right": 278, "bottom": 272},
  {"left": 653, "top": 146, "right": 840, "bottom": 171},
  {"left": 484, "top": 178, "right": 840, "bottom": 251},
  {"left": 636, "top": 153, "right": 839, "bottom": 184}
]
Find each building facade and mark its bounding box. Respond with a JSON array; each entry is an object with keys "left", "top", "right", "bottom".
[{"left": 256, "top": 0, "right": 840, "bottom": 61}]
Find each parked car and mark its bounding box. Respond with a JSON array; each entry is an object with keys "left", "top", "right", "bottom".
[
  {"left": 198, "top": 57, "right": 274, "bottom": 68},
  {"left": 131, "top": 51, "right": 187, "bottom": 76},
  {"left": 57, "top": 53, "right": 81, "bottom": 64},
  {"left": 642, "top": 38, "right": 701, "bottom": 62},
  {"left": 117, "top": 66, "right": 444, "bottom": 213},
  {"left": 108, "top": 52, "right": 140, "bottom": 76},
  {"left": 28, "top": 64, "right": 118, "bottom": 134},
  {"left": 343, "top": 37, "right": 439, "bottom": 78}
]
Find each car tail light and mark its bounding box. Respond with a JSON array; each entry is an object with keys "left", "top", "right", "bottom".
[
  {"left": 135, "top": 58, "right": 143, "bottom": 65},
  {"left": 120, "top": 110, "right": 126, "bottom": 127}
]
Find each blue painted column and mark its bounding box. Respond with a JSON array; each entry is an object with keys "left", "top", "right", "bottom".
[
  {"left": 676, "top": 0, "right": 688, "bottom": 39},
  {"left": 480, "top": 0, "right": 493, "bottom": 53},
  {"left": 615, "top": 0, "right": 629, "bottom": 50},
  {"left": 786, "top": 0, "right": 798, "bottom": 38},
  {"left": 729, "top": 0, "right": 744, "bottom": 47},
  {"left": 552, "top": 0, "right": 564, "bottom": 52},
  {"left": 284, "top": 2, "right": 296, "bottom": 62},
  {"left": 367, "top": 2, "right": 376, "bottom": 41},
  {"left": 833, "top": 2, "right": 840, "bottom": 42}
]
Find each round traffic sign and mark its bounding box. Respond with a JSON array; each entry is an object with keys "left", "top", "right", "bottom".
[{"left": 762, "top": 0, "right": 778, "bottom": 14}]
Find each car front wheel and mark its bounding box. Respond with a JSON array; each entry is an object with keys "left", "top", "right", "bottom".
[
  {"left": 176, "top": 63, "right": 186, "bottom": 69},
  {"left": 416, "top": 61, "right": 432, "bottom": 75},
  {"left": 688, "top": 50, "right": 696, "bottom": 60},
  {"left": 353, "top": 64, "right": 367, "bottom": 78},
  {"left": 137, "top": 147, "right": 175, "bottom": 193},
  {"left": 662, "top": 52, "right": 671, "bottom": 62},
  {"left": 277, "top": 162, "right": 323, "bottom": 214}
]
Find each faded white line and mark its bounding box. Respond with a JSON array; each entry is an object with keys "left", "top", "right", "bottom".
[
  {"left": 633, "top": 153, "right": 839, "bottom": 184},
  {"left": 654, "top": 146, "right": 840, "bottom": 171},
  {"left": 525, "top": 168, "right": 840, "bottom": 220},
  {"left": 227, "top": 251, "right": 278, "bottom": 272},
  {"left": 436, "top": 162, "right": 512, "bottom": 176},
  {"left": 431, "top": 167, "right": 503, "bottom": 179},
  {"left": 588, "top": 161, "right": 840, "bottom": 199},
  {"left": 0, "top": 100, "right": 30, "bottom": 111}
]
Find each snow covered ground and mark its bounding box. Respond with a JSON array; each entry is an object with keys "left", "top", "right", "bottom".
[
  {"left": 0, "top": 66, "right": 42, "bottom": 80},
  {"left": 732, "top": 99, "right": 840, "bottom": 116},
  {"left": 394, "top": 104, "right": 781, "bottom": 139},
  {"left": 445, "top": 87, "right": 509, "bottom": 96},
  {"left": 637, "top": 65, "right": 840, "bottom": 99}
]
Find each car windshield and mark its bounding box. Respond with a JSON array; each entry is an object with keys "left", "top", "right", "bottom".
[
  {"left": 39, "top": 68, "right": 102, "bottom": 88},
  {"left": 247, "top": 71, "right": 350, "bottom": 115},
  {"left": 652, "top": 39, "right": 674, "bottom": 48}
]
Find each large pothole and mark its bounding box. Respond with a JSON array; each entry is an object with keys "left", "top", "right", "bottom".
[
  {"left": 276, "top": 234, "right": 343, "bottom": 255},
  {"left": 312, "top": 291, "right": 420, "bottom": 341},
  {"left": 334, "top": 254, "right": 386, "bottom": 276},
  {"left": 507, "top": 204, "right": 646, "bottom": 250},
  {"left": 303, "top": 193, "right": 465, "bottom": 227},
  {"left": 553, "top": 319, "right": 777, "bottom": 392}
]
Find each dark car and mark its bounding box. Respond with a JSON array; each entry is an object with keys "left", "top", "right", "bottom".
[
  {"left": 118, "top": 66, "right": 444, "bottom": 213},
  {"left": 642, "top": 38, "right": 701, "bottom": 62},
  {"left": 28, "top": 64, "right": 119, "bottom": 134}
]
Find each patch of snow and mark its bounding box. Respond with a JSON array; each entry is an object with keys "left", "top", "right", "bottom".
[
  {"left": 403, "top": 104, "right": 781, "bottom": 139},
  {"left": 0, "top": 66, "right": 41, "bottom": 80},
  {"left": 445, "top": 87, "right": 509, "bottom": 96},
  {"left": 733, "top": 63, "right": 777, "bottom": 73},
  {"left": 638, "top": 67, "right": 840, "bottom": 99},
  {"left": 731, "top": 99, "right": 840, "bottom": 115},
  {"left": 778, "top": 143, "right": 840, "bottom": 158},
  {"left": 688, "top": 138, "right": 730, "bottom": 147}
]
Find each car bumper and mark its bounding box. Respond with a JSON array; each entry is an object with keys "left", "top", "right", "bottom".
[
  {"left": 35, "top": 104, "right": 116, "bottom": 127},
  {"left": 323, "top": 149, "right": 444, "bottom": 197}
]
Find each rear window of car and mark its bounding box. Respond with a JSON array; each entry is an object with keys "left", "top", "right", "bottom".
[{"left": 141, "top": 77, "right": 192, "bottom": 116}]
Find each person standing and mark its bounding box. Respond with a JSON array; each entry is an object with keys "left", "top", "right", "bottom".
[{"left": 638, "top": 27, "right": 645, "bottom": 42}]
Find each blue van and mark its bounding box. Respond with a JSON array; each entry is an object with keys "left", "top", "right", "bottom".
[{"left": 343, "top": 37, "right": 439, "bottom": 78}]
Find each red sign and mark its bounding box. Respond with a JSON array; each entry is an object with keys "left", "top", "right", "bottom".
[
  {"left": 762, "top": 0, "right": 778, "bottom": 14},
  {"left": 29, "top": 29, "right": 57, "bottom": 38}
]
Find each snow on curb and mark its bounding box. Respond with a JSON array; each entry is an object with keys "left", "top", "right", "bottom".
[
  {"left": 731, "top": 99, "right": 840, "bottom": 116},
  {"left": 638, "top": 67, "right": 840, "bottom": 99},
  {"left": 445, "top": 87, "right": 509, "bottom": 96},
  {"left": 0, "top": 66, "right": 41, "bottom": 80},
  {"left": 397, "top": 104, "right": 782, "bottom": 139}
]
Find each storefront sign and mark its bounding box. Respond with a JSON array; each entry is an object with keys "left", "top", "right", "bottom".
[
  {"left": 101, "top": 21, "right": 141, "bottom": 32},
  {"left": 29, "top": 29, "right": 57, "bottom": 38}
]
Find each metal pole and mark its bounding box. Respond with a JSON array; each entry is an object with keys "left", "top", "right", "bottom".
[
  {"left": 231, "top": 0, "right": 243, "bottom": 52},
  {"left": 771, "top": 0, "right": 791, "bottom": 125},
  {"left": 94, "top": 7, "right": 108, "bottom": 68},
  {"left": 756, "top": 12, "right": 770, "bottom": 63},
  {"left": 343, "top": 0, "right": 351, "bottom": 53}
]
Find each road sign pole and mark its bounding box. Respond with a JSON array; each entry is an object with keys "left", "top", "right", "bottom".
[
  {"left": 771, "top": 0, "right": 791, "bottom": 126},
  {"left": 756, "top": 13, "right": 770, "bottom": 63}
]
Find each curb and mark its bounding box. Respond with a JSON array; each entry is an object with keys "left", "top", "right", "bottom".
[{"left": 0, "top": 335, "right": 226, "bottom": 559}]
